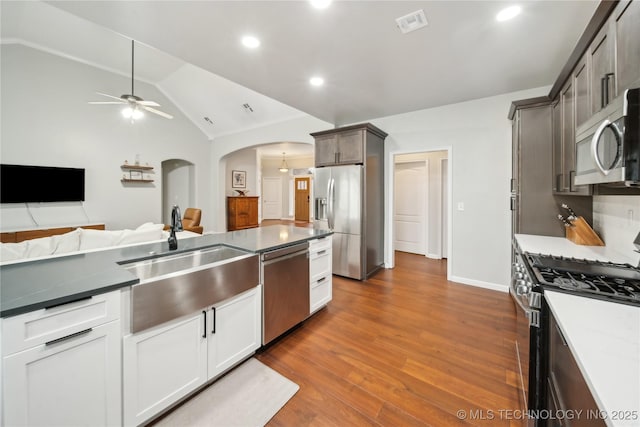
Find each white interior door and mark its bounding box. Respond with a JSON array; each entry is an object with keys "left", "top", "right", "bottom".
[
  {"left": 262, "top": 177, "right": 282, "bottom": 220},
  {"left": 394, "top": 161, "right": 427, "bottom": 254}
]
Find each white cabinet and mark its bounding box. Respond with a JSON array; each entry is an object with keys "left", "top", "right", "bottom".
[
  {"left": 2, "top": 291, "right": 122, "bottom": 427},
  {"left": 208, "top": 285, "right": 262, "bottom": 378},
  {"left": 123, "top": 312, "right": 208, "bottom": 426},
  {"left": 123, "top": 285, "right": 262, "bottom": 426},
  {"left": 309, "top": 236, "right": 332, "bottom": 313}
]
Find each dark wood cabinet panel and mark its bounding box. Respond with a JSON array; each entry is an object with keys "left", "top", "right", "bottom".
[
  {"left": 227, "top": 197, "right": 259, "bottom": 231},
  {"left": 561, "top": 82, "right": 575, "bottom": 193},
  {"left": 574, "top": 55, "right": 590, "bottom": 129},
  {"left": 589, "top": 24, "right": 615, "bottom": 115},
  {"left": 311, "top": 123, "right": 384, "bottom": 168},
  {"left": 613, "top": 0, "right": 640, "bottom": 93},
  {"left": 547, "top": 311, "right": 606, "bottom": 427},
  {"left": 552, "top": 100, "right": 563, "bottom": 193}
]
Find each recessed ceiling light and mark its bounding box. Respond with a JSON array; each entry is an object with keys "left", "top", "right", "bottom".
[
  {"left": 241, "top": 35, "right": 261, "bottom": 49},
  {"left": 496, "top": 5, "right": 521, "bottom": 22},
  {"left": 310, "top": 0, "right": 332, "bottom": 9},
  {"left": 310, "top": 76, "right": 324, "bottom": 87}
]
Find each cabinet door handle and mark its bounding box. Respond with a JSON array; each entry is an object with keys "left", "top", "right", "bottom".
[
  {"left": 510, "top": 197, "right": 516, "bottom": 211},
  {"left": 556, "top": 174, "right": 563, "bottom": 192},
  {"left": 569, "top": 170, "right": 576, "bottom": 192},
  {"left": 45, "top": 328, "right": 92, "bottom": 346},
  {"left": 605, "top": 73, "right": 615, "bottom": 106},
  {"left": 202, "top": 310, "right": 207, "bottom": 338},
  {"left": 212, "top": 307, "right": 216, "bottom": 335},
  {"left": 601, "top": 76, "right": 608, "bottom": 109}
]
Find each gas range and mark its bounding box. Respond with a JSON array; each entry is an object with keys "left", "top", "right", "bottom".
[{"left": 525, "top": 253, "right": 640, "bottom": 307}]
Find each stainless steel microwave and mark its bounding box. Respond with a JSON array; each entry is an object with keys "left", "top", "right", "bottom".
[{"left": 575, "top": 88, "right": 639, "bottom": 187}]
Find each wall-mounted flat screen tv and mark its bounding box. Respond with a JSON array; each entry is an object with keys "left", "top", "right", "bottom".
[{"left": 1, "top": 164, "right": 85, "bottom": 203}]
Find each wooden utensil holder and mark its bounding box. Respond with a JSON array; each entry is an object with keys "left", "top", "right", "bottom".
[{"left": 566, "top": 216, "right": 604, "bottom": 246}]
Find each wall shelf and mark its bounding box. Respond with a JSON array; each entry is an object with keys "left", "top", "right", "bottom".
[
  {"left": 121, "top": 178, "right": 154, "bottom": 183},
  {"left": 121, "top": 163, "right": 154, "bottom": 183},
  {"left": 121, "top": 164, "right": 154, "bottom": 171}
]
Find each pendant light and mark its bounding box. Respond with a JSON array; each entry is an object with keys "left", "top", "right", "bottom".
[{"left": 279, "top": 152, "right": 289, "bottom": 173}]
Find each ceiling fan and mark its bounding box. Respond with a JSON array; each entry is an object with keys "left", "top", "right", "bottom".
[{"left": 89, "top": 40, "right": 173, "bottom": 121}]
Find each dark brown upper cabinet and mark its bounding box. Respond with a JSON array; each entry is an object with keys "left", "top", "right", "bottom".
[{"left": 613, "top": 0, "right": 640, "bottom": 94}]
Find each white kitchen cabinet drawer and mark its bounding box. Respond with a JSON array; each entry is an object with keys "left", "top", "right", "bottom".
[
  {"left": 310, "top": 250, "right": 331, "bottom": 281},
  {"left": 2, "top": 290, "right": 121, "bottom": 355},
  {"left": 309, "top": 236, "right": 331, "bottom": 253},
  {"left": 310, "top": 274, "right": 332, "bottom": 313}
]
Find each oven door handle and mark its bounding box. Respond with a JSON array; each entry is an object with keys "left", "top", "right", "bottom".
[{"left": 509, "top": 287, "right": 540, "bottom": 328}]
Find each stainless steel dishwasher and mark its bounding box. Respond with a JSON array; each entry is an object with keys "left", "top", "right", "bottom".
[{"left": 261, "top": 241, "right": 310, "bottom": 344}]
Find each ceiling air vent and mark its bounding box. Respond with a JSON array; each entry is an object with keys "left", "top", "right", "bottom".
[{"left": 395, "top": 9, "right": 428, "bottom": 34}]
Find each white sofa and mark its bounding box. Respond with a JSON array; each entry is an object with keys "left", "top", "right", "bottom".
[{"left": 0, "top": 223, "right": 200, "bottom": 265}]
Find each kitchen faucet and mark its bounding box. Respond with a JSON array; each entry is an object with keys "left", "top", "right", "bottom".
[{"left": 168, "top": 205, "right": 183, "bottom": 250}]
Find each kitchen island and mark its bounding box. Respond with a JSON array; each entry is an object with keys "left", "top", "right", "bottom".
[
  {"left": 0, "top": 224, "right": 332, "bottom": 426},
  {"left": 0, "top": 224, "right": 331, "bottom": 317}
]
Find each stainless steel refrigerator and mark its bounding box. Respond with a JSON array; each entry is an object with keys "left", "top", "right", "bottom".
[{"left": 314, "top": 164, "right": 384, "bottom": 280}]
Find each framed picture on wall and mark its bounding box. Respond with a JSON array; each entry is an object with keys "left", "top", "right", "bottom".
[{"left": 232, "top": 170, "right": 246, "bottom": 188}]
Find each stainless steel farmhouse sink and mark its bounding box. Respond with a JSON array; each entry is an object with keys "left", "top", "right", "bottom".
[{"left": 121, "top": 246, "right": 259, "bottom": 333}]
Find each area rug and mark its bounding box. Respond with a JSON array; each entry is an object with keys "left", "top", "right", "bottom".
[{"left": 154, "top": 358, "right": 299, "bottom": 426}]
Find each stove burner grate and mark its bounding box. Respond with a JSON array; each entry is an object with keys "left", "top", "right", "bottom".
[{"left": 528, "top": 254, "right": 640, "bottom": 306}]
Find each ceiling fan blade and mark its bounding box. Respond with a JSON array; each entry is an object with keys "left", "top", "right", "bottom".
[
  {"left": 138, "top": 100, "right": 161, "bottom": 107},
  {"left": 143, "top": 106, "right": 173, "bottom": 119},
  {"left": 88, "top": 101, "right": 125, "bottom": 105},
  {"left": 95, "top": 92, "right": 125, "bottom": 101}
]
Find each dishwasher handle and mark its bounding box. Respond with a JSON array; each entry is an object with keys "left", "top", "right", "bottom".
[{"left": 261, "top": 242, "right": 309, "bottom": 262}]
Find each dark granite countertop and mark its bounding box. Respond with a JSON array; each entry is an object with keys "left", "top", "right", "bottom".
[{"left": 0, "top": 225, "right": 332, "bottom": 318}]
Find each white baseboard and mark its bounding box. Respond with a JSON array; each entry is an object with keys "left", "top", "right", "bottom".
[
  {"left": 426, "top": 253, "right": 442, "bottom": 260},
  {"left": 448, "top": 275, "right": 508, "bottom": 293}
]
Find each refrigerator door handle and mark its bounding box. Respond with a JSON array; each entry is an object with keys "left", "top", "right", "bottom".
[{"left": 328, "top": 177, "right": 335, "bottom": 229}]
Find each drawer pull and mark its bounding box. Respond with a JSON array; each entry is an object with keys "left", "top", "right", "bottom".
[
  {"left": 45, "top": 328, "right": 92, "bottom": 346},
  {"left": 45, "top": 296, "right": 92, "bottom": 310},
  {"left": 317, "top": 277, "right": 326, "bottom": 283},
  {"left": 317, "top": 250, "right": 327, "bottom": 256}
]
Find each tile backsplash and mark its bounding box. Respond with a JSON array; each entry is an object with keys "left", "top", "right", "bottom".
[{"left": 592, "top": 195, "right": 640, "bottom": 263}]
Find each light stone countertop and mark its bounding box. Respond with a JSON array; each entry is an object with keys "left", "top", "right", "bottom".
[
  {"left": 545, "top": 291, "right": 640, "bottom": 427},
  {"left": 514, "top": 234, "right": 639, "bottom": 266}
]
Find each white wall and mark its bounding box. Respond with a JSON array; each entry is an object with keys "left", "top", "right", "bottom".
[
  {"left": 225, "top": 149, "right": 258, "bottom": 197},
  {"left": 374, "top": 86, "right": 551, "bottom": 291},
  {"left": 0, "top": 44, "right": 211, "bottom": 231},
  {"left": 593, "top": 195, "right": 640, "bottom": 265}
]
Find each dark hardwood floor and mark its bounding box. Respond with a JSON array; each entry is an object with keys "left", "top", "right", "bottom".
[{"left": 257, "top": 251, "right": 523, "bottom": 426}]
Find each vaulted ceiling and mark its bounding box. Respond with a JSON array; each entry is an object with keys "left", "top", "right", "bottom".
[{"left": 2, "top": 0, "right": 599, "bottom": 150}]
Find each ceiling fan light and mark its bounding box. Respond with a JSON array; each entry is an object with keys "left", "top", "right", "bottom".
[
  {"left": 132, "top": 108, "right": 144, "bottom": 120},
  {"left": 121, "top": 106, "right": 134, "bottom": 118}
]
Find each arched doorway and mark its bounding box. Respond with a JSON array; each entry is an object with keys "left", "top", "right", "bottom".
[{"left": 162, "top": 159, "right": 195, "bottom": 225}]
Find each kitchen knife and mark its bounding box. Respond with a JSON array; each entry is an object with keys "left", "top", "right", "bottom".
[
  {"left": 557, "top": 214, "right": 574, "bottom": 227},
  {"left": 561, "top": 204, "right": 577, "bottom": 221}
]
